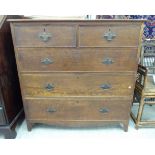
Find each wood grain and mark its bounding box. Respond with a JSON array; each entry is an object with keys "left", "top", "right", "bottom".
[
  {"left": 14, "top": 25, "right": 76, "bottom": 47},
  {"left": 9, "top": 20, "right": 144, "bottom": 131},
  {"left": 25, "top": 98, "right": 131, "bottom": 121},
  {"left": 79, "top": 25, "right": 141, "bottom": 47},
  {"left": 17, "top": 48, "right": 138, "bottom": 72},
  {"left": 21, "top": 73, "right": 135, "bottom": 97}
]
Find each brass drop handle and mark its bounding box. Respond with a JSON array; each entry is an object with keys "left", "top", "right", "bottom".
[
  {"left": 41, "top": 58, "right": 53, "bottom": 65},
  {"left": 102, "top": 58, "right": 114, "bottom": 65},
  {"left": 46, "top": 108, "right": 56, "bottom": 113},
  {"left": 44, "top": 83, "right": 55, "bottom": 91},
  {"left": 39, "top": 28, "right": 52, "bottom": 42},
  {"left": 99, "top": 108, "right": 109, "bottom": 113},
  {"left": 100, "top": 84, "right": 111, "bottom": 90},
  {"left": 104, "top": 28, "right": 116, "bottom": 41}
]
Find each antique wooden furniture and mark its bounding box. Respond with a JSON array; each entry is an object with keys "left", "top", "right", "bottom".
[
  {"left": 9, "top": 19, "right": 144, "bottom": 131},
  {"left": 0, "top": 16, "right": 23, "bottom": 138},
  {"left": 131, "top": 65, "right": 155, "bottom": 129}
]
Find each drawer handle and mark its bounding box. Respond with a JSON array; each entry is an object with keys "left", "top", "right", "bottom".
[
  {"left": 104, "top": 29, "right": 116, "bottom": 41},
  {"left": 46, "top": 108, "right": 57, "bottom": 113},
  {"left": 45, "top": 83, "right": 55, "bottom": 91},
  {"left": 102, "top": 58, "right": 114, "bottom": 65},
  {"left": 41, "top": 58, "right": 53, "bottom": 65},
  {"left": 39, "top": 32, "right": 52, "bottom": 42},
  {"left": 100, "top": 84, "right": 111, "bottom": 90},
  {"left": 99, "top": 108, "right": 109, "bottom": 113}
]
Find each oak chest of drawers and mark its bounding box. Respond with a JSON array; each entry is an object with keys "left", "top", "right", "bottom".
[{"left": 9, "top": 19, "right": 144, "bottom": 131}]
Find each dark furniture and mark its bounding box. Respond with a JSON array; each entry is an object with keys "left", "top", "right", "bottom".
[
  {"left": 0, "top": 15, "right": 23, "bottom": 139},
  {"left": 9, "top": 19, "right": 144, "bottom": 131}
]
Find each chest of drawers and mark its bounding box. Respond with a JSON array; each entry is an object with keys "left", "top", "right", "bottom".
[{"left": 9, "top": 19, "right": 144, "bottom": 131}]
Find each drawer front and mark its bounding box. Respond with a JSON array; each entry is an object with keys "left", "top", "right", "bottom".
[
  {"left": 17, "top": 48, "right": 138, "bottom": 72},
  {"left": 13, "top": 25, "right": 76, "bottom": 47},
  {"left": 0, "top": 107, "right": 6, "bottom": 125},
  {"left": 79, "top": 25, "right": 141, "bottom": 47},
  {"left": 25, "top": 98, "right": 131, "bottom": 121},
  {"left": 21, "top": 73, "right": 135, "bottom": 97}
]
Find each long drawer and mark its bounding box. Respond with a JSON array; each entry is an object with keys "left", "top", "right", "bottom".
[
  {"left": 13, "top": 24, "right": 76, "bottom": 47},
  {"left": 25, "top": 98, "right": 131, "bottom": 121},
  {"left": 79, "top": 25, "right": 141, "bottom": 47},
  {"left": 21, "top": 73, "right": 135, "bottom": 97},
  {"left": 17, "top": 48, "right": 138, "bottom": 72}
]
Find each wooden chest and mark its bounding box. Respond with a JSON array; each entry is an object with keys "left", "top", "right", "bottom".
[{"left": 9, "top": 19, "right": 144, "bottom": 131}]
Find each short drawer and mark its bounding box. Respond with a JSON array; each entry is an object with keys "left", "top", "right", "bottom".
[
  {"left": 21, "top": 73, "right": 135, "bottom": 97},
  {"left": 17, "top": 48, "right": 138, "bottom": 72},
  {"left": 0, "top": 107, "right": 6, "bottom": 125},
  {"left": 13, "top": 24, "right": 76, "bottom": 47},
  {"left": 79, "top": 25, "right": 141, "bottom": 47},
  {"left": 25, "top": 98, "right": 131, "bottom": 121}
]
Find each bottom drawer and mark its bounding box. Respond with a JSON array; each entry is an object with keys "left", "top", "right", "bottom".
[
  {"left": 25, "top": 98, "right": 131, "bottom": 121},
  {"left": 0, "top": 107, "right": 6, "bottom": 125}
]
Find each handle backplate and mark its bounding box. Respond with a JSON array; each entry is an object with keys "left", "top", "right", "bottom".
[
  {"left": 39, "top": 31, "right": 51, "bottom": 42},
  {"left": 45, "top": 83, "right": 55, "bottom": 91},
  {"left": 102, "top": 58, "right": 114, "bottom": 65},
  {"left": 99, "top": 107, "right": 109, "bottom": 113},
  {"left": 100, "top": 84, "right": 111, "bottom": 90},
  {"left": 46, "top": 108, "right": 56, "bottom": 113},
  {"left": 41, "top": 58, "right": 53, "bottom": 65},
  {"left": 104, "top": 29, "right": 116, "bottom": 41}
]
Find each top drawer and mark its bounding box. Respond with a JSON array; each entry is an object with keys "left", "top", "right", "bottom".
[
  {"left": 13, "top": 24, "right": 76, "bottom": 47},
  {"left": 79, "top": 25, "right": 141, "bottom": 47}
]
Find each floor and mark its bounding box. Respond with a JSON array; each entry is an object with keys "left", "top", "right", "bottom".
[{"left": 0, "top": 104, "right": 155, "bottom": 139}]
